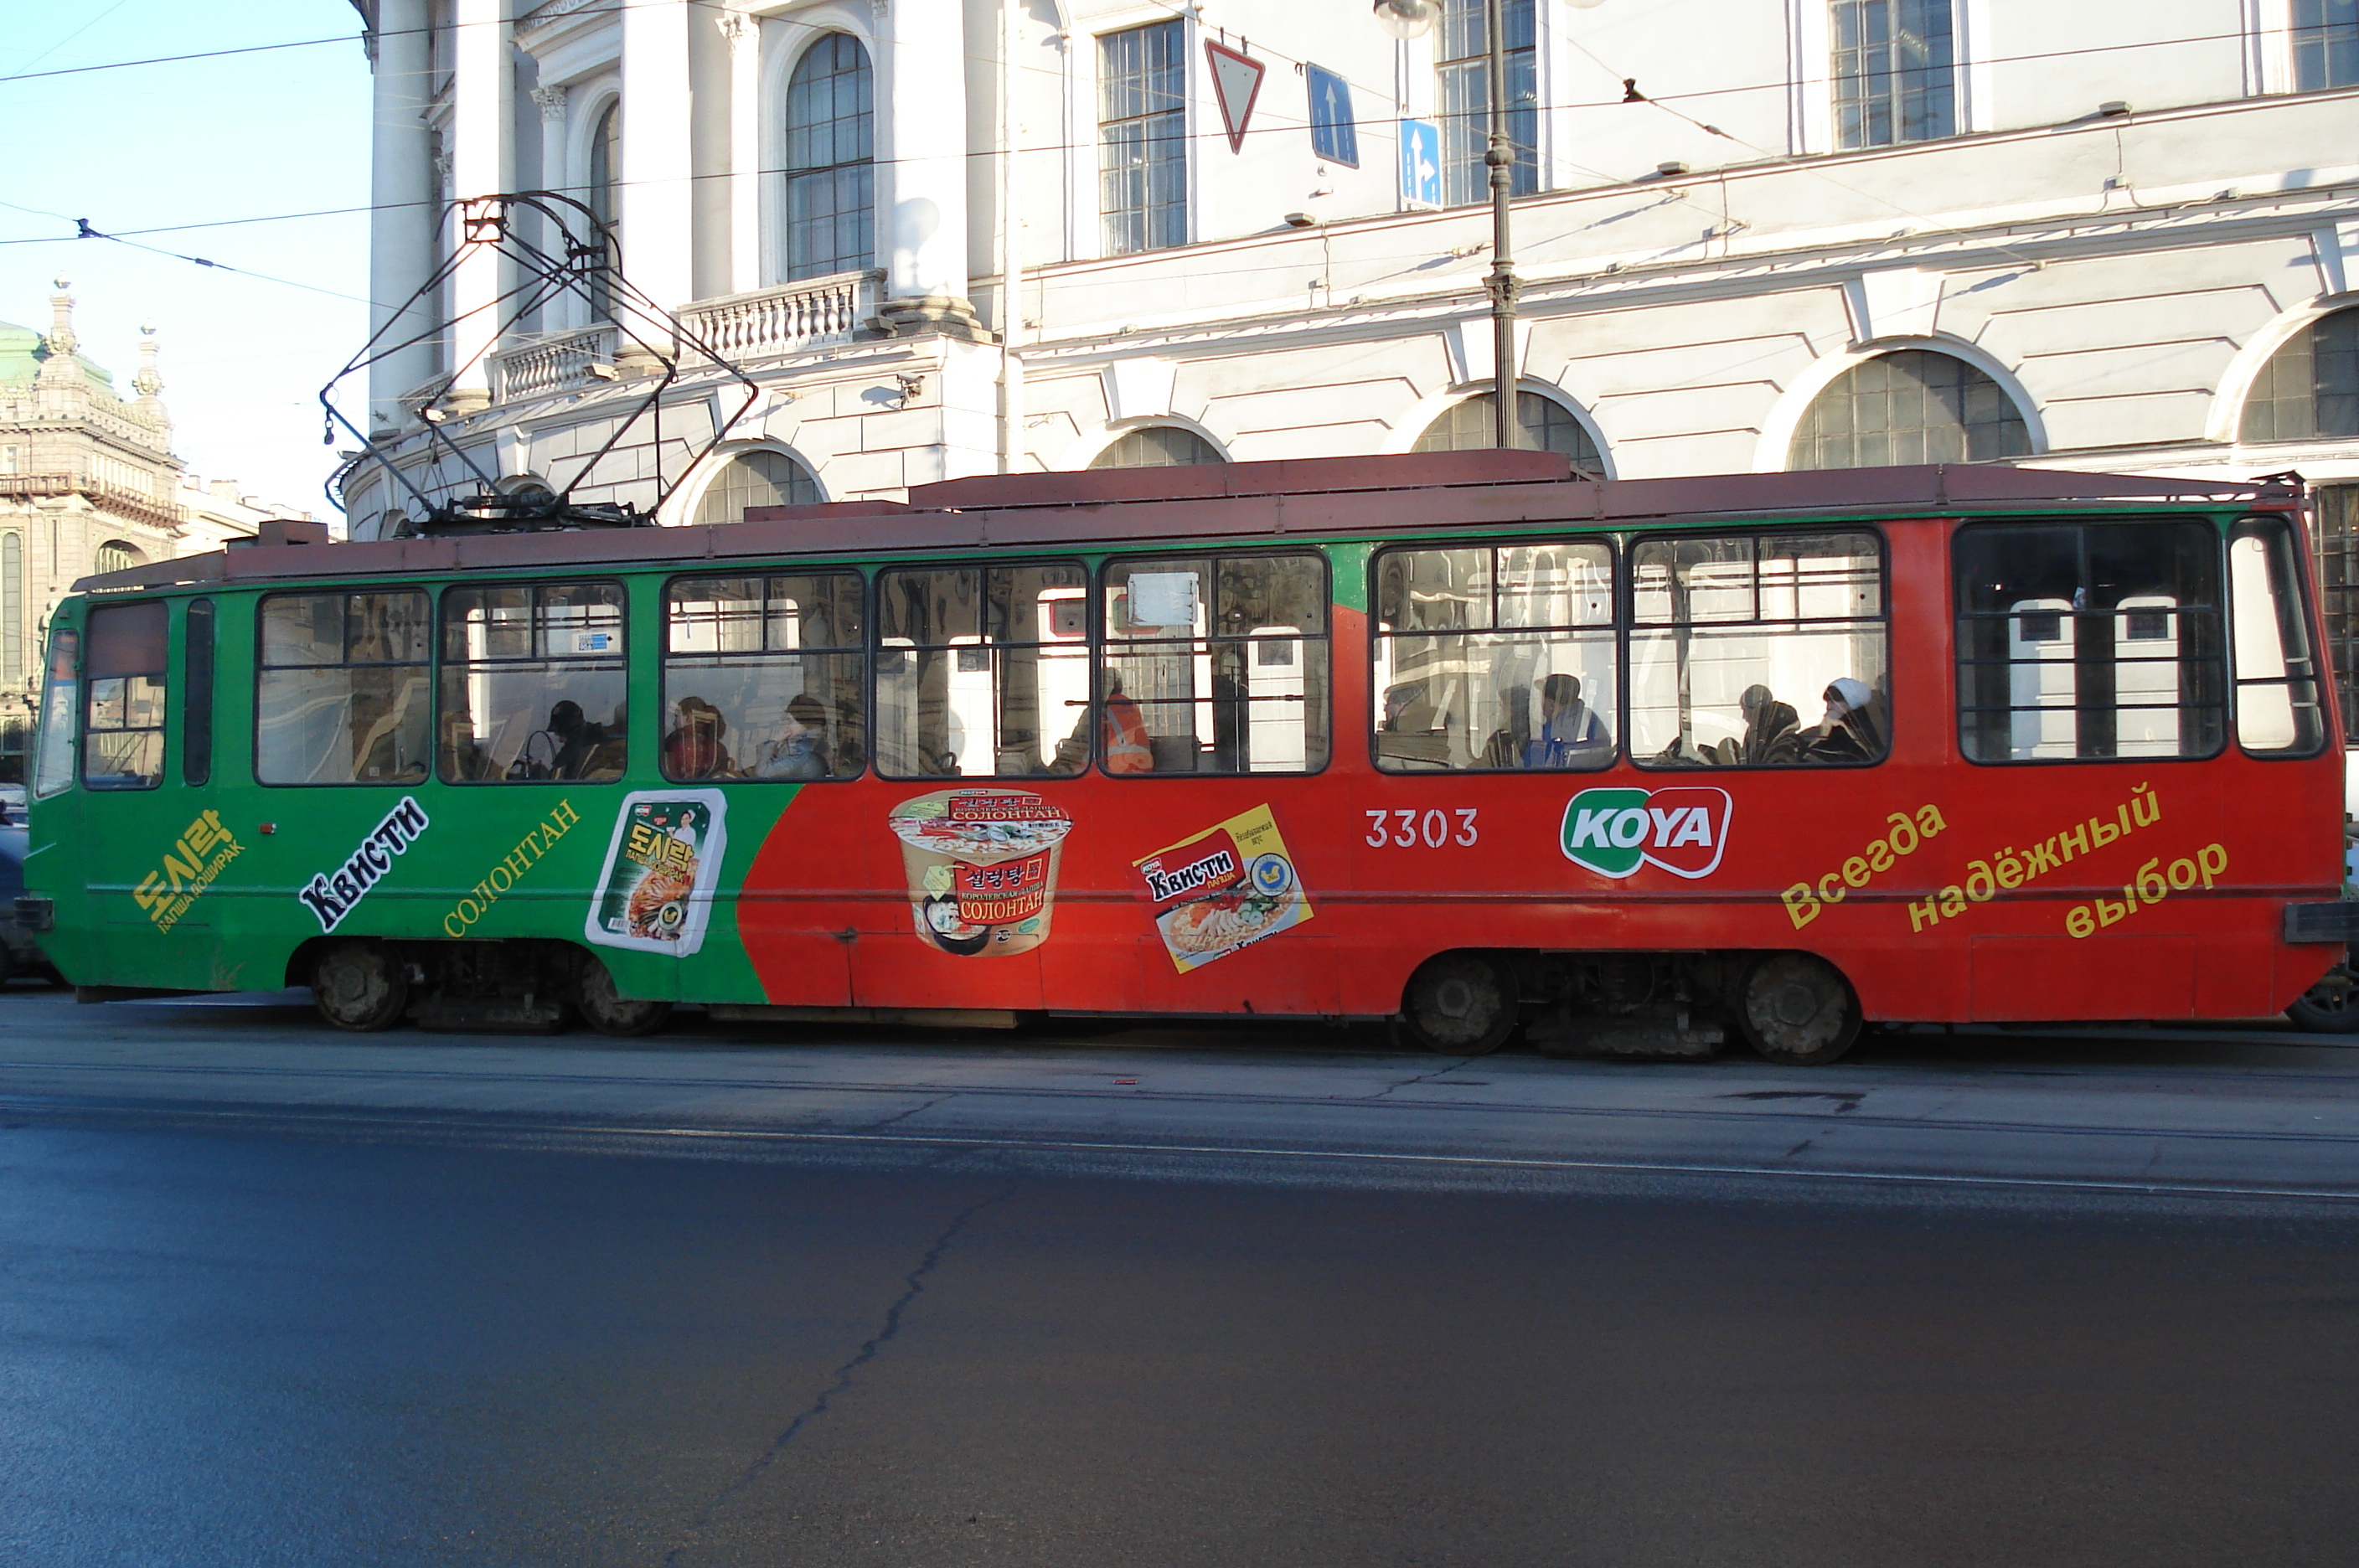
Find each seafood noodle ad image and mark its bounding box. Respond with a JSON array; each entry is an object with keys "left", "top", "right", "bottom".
[
  {"left": 1132, "top": 804, "right": 1314, "bottom": 973},
  {"left": 888, "top": 789, "right": 1075, "bottom": 957},
  {"left": 586, "top": 791, "right": 729, "bottom": 957}
]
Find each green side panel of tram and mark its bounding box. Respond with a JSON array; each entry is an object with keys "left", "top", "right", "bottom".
[{"left": 23, "top": 573, "right": 781, "bottom": 1004}]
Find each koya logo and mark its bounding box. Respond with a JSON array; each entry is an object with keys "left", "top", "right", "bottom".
[{"left": 1560, "top": 787, "right": 1732, "bottom": 879}]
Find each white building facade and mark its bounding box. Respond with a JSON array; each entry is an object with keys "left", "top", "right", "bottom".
[{"left": 343, "top": 0, "right": 2359, "bottom": 706}]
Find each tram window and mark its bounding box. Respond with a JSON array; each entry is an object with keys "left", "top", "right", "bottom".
[
  {"left": 1102, "top": 553, "right": 1329, "bottom": 775},
  {"left": 1954, "top": 521, "right": 2225, "bottom": 762},
  {"left": 183, "top": 599, "right": 214, "bottom": 787},
  {"left": 1371, "top": 542, "right": 1615, "bottom": 771},
  {"left": 32, "top": 630, "right": 78, "bottom": 799},
  {"left": 663, "top": 572, "right": 865, "bottom": 781},
  {"left": 1629, "top": 532, "right": 1887, "bottom": 767},
  {"left": 874, "top": 563, "right": 1089, "bottom": 778},
  {"left": 2228, "top": 518, "right": 2325, "bottom": 756},
  {"left": 82, "top": 601, "right": 167, "bottom": 790},
  {"left": 256, "top": 591, "right": 432, "bottom": 786},
  {"left": 440, "top": 583, "right": 627, "bottom": 783}
]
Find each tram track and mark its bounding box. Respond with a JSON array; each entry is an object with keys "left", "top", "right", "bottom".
[
  {"left": 4, "top": 1038, "right": 2359, "bottom": 1156},
  {"left": 4, "top": 1090, "right": 2358, "bottom": 1207}
]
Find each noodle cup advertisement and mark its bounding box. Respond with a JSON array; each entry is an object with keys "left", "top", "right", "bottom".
[
  {"left": 889, "top": 789, "right": 1075, "bottom": 957},
  {"left": 1133, "top": 804, "right": 1314, "bottom": 973},
  {"left": 586, "top": 790, "right": 729, "bottom": 956}
]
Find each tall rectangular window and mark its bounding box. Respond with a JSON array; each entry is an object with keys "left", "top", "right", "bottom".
[
  {"left": 1103, "top": 554, "right": 1330, "bottom": 775},
  {"left": 441, "top": 583, "right": 627, "bottom": 783},
  {"left": 781, "top": 33, "right": 875, "bottom": 281},
  {"left": 183, "top": 599, "right": 214, "bottom": 787},
  {"left": 2294, "top": 0, "right": 2359, "bottom": 90},
  {"left": 257, "top": 591, "right": 432, "bottom": 786},
  {"left": 2229, "top": 518, "right": 2327, "bottom": 755},
  {"left": 83, "top": 601, "right": 167, "bottom": 790},
  {"left": 33, "top": 628, "right": 78, "bottom": 800},
  {"left": 1100, "top": 21, "right": 1187, "bottom": 255},
  {"left": 1, "top": 529, "right": 21, "bottom": 687},
  {"left": 664, "top": 572, "right": 866, "bottom": 781},
  {"left": 2312, "top": 484, "right": 2359, "bottom": 737},
  {"left": 1832, "top": 0, "right": 1955, "bottom": 148},
  {"left": 1954, "top": 521, "right": 2226, "bottom": 763},
  {"left": 1437, "top": 0, "right": 1537, "bottom": 207}
]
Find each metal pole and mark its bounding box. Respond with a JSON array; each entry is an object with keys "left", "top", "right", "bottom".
[{"left": 1485, "top": 0, "right": 1517, "bottom": 448}]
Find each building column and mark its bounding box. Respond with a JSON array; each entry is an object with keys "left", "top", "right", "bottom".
[
  {"left": 444, "top": 0, "right": 513, "bottom": 415},
  {"left": 622, "top": 0, "right": 697, "bottom": 335},
  {"left": 367, "top": 0, "right": 437, "bottom": 433},
  {"left": 530, "top": 85, "right": 574, "bottom": 328},
  {"left": 720, "top": 8, "right": 761, "bottom": 295},
  {"left": 875, "top": 0, "right": 984, "bottom": 338}
]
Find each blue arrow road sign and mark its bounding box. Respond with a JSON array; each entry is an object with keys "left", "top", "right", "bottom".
[{"left": 1399, "top": 117, "right": 1441, "bottom": 209}]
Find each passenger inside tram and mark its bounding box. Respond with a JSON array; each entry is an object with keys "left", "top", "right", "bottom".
[
  {"left": 1522, "top": 674, "right": 1612, "bottom": 767},
  {"left": 662, "top": 695, "right": 732, "bottom": 778},
  {"left": 1738, "top": 684, "right": 1803, "bottom": 763},
  {"left": 1809, "top": 677, "right": 1884, "bottom": 762},
  {"left": 748, "top": 694, "right": 833, "bottom": 778}
]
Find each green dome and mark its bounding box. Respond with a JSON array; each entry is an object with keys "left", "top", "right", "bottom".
[{"left": 0, "top": 317, "right": 117, "bottom": 391}]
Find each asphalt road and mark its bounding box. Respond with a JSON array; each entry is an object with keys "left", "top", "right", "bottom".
[{"left": 3, "top": 989, "right": 2356, "bottom": 1565}]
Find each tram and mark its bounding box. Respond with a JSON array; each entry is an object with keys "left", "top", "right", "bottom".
[{"left": 17, "top": 452, "right": 2352, "bottom": 1065}]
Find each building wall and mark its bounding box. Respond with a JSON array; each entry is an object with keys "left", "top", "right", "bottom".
[{"left": 340, "top": 0, "right": 2359, "bottom": 540}]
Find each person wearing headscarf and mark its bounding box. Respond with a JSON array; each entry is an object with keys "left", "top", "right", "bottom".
[
  {"left": 1809, "top": 677, "right": 1883, "bottom": 762},
  {"left": 1739, "top": 683, "right": 1803, "bottom": 764}
]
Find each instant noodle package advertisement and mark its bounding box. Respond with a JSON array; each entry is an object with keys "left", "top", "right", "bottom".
[
  {"left": 1133, "top": 804, "right": 1314, "bottom": 973},
  {"left": 586, "top": 791, "right": 728, "bottom": 956},
  {"left": 889, "top": 788, "right": 1074, "bottom": 957}
]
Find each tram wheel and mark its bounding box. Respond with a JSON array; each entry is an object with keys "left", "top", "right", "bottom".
[
  {"left": 576, "top": 956, "right": 673, "bottom": 1039},
  {"left": 1399, "top": 953, "right": 1516, "bottom": 1055},
  {"left": 2285, "top": 950, "right": 2359, "bottom": 1033},
  {"left": 1737, "top": 953, "right": 1861, "bottom": 1066},
  {"left": 311, "top": 940, "right": 410, "bottom": 1033}
]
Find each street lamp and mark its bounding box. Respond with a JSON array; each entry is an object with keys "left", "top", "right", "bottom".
[{"left": 1376, "top": 0, "right": 1603, "bottom": 448}]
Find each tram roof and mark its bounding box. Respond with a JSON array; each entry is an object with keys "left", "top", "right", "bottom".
[{"left": 72, "top": 452, "right": 2303, "bottom": 596}]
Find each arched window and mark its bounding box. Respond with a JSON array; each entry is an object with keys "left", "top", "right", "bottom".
[
  {"left": 93, "top": 541, "right": 144, "bottom": 575},
  {"left": 693, "top": 450, "right": 823, "bottom": 523},
  {"left": 1412, "top": 391, "right": 1605, "bottom": 477},
  {"left": 1089, "top": 426, "right": 1225, "bottom": 468},
  {"left": 1788, "top": 349, "right": 2029, "bottom": 468},
  {"left": 588, "top": 101, "right": 622, "bottom": 322},
  {"left": 2241, "top": 308, "right": 2359, "bottom": 444},
  {"left": 782, "top": 34, "right": 875, "bottom": 281}
]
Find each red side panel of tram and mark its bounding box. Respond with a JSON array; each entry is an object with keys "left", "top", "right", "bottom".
[{"left": 739, "top": 512, "right": 2344, "bottom": 1024}]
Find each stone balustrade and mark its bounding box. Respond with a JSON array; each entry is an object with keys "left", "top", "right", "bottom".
[
  {"left": 489, "top": 324, "right": 621, "bottom": 402},
  {"left": 679, "top": 271, "right": 885, "bottom": 367}
]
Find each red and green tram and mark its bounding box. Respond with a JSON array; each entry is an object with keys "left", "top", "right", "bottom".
[{"left": 18, "top": 452, "right": 2351, "bottom": 1065}]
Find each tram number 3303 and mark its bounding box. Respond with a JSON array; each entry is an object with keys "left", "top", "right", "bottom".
[{"left": 1366, "top": 808, "right": 1479, "bottom": 849}]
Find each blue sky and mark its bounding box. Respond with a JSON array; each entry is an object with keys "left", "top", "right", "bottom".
[{"left": 0, "top": 1, "right": 371, "bottom": 518}]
